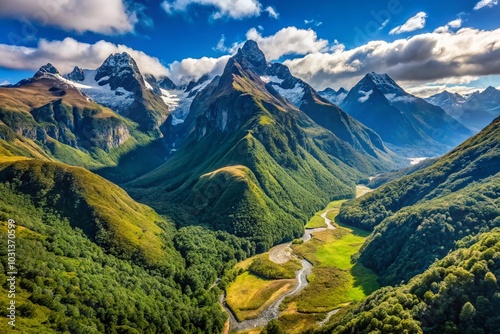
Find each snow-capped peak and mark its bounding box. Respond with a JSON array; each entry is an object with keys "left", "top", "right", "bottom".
[
  {"left": 366, "top": 72, "right": 405, "bottom": 95},
  {"left": 35, "top": 63, "right": 60, "bottom": 77}
]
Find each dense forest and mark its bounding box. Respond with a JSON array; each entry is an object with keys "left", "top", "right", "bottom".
[
  {"left": 0, "top": 159, "right": 253, "bottom": 333},
  {"left": 338, "top": 116, "right": 500, "bottom": 285},
  {"left": 317, "top": 229, "right": 500, "bottom": 334}
]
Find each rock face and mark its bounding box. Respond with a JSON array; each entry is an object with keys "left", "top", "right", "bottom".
[
  {"left": 95, "top": 52, "right": 144, "bottom": 93},
  {"left": 66, "top": 66, "right": 85, "bottom": 82},
  {"left": 35, "top": 63, "right": 60, "bottom": 77},
  {"left": 30, "top": 99, "right": 131, "bottom": 151}
]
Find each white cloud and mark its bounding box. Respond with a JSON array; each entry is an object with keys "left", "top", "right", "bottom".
[
  {"left": 264, "top": 6, "right": 279, "bottom": 19},
  {"left": 245, "top": 26, "right": 331, "bottom": 60},
  {"left": 358, "top": 89, "right": 373, "bottom": 103},
  {"left": 0, "top": 80, "right": 10, "bottom": 86},
  {"left": 474, "top": 0, "right": 498, "bottom": 10},
  {"left": 434, "top": 19, "right": 463, "bottom": 33},
  {"left": 161, "top": 0, "right": 264, "bottom": 20},
  {"left": 389, "top": 12, "right": 427, "bottom": 35},
  {"left": 214, "top": 34, "right": 228, "bottom": 52},
  {"left": 405, "top": 84, "right": 483, "bottom": 98},
  {"left": 168, "top": 55, "right": 230, "bottom": 85},
  {"left": 448, "top": 19, "right": 462, "bottom": 29},
  {"left": 283, "top": 27, "right": 500, "bottom": 91},
  {"left": 0, "top": 0, "right": 137, "bottom": 34},
  {"left": 0, "top": 37, "right": 168, "bottom": 76}
]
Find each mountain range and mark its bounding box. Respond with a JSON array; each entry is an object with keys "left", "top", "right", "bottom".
[
  {"left": 338, "top": 73, "right": 472, "bottom": 157},
  {"left": 128, "top": 40, "right": 401, "bottom": 250},
  {"left": 426, "top": 86, "right": 500, "bottom": 132},
  {"left": 0, "top": 39, "right": 498, "bottom": 334}
]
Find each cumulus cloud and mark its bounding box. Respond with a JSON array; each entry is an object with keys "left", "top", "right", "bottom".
[
  {"left": 434, "top": 19, "right": 462, "bottom": 33},
  {"left": 283, "top": 27, "right": 500, "bottom": 91},
  {"left": 0, "top": 0, "right": 137, "bottom": 34},
  {"left": 245, "top": 26, "right": 331, "bottom": 60},
  {"left": 389, "top": 12, "right": 427, "bottom": 35},
  {"left": 161, "top": 0, "right": 264, "bottom": 20},
  {"left": 448, "top": 19, "right": 462, "bottom": 28},
  {"left": 264, "top": 6, "right": 279, "bottom": 19},
  {"left": 474, "top": 0, "right": 498, "bottom": 10},
  {"left": 168, "top": 55, "right": 230, "bottom": 85},
  {"left": 0, "top": 37, "right": 169, "bottom": 76}
]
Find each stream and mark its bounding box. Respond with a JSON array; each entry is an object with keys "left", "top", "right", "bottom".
[{"left": 220, "top": 209, "right": 335, "bottom": 332}]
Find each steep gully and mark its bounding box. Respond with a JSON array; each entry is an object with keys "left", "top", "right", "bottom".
[{"left": 220, "top": 207, "right": 338, "bottom": 332}]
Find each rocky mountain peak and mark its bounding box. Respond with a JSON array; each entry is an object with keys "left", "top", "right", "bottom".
[
  {"left": 233, "top": 40, "right": 267, "bottom": 75},
  {"left": 35, "top": 63, "right": 60, "bottom": 77},
  {"left": 66, "top": 66, "right": 85, "bottom": 82},
  {"left": 361, "top": 72, "right": 405, "bottom": 96},
  {"left": 95, "top": 52, "right": 143, "bottom": 92}
]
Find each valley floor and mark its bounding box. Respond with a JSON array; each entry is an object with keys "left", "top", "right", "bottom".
[{"left": 222, "top": 189, "right": 378, "bottom": 333}]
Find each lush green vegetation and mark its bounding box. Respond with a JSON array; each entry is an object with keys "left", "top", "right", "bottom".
[
  {"left": 367, "top": 158, "right": 438, "bottom": 188},
  {"left": 317, "top": 229, "right": 500, "bottom": 334},
  {"left": 339, "top": 116, "right": 500, "bottom": 232},
  {"left": 225, "top": 253, "right": 301, "bottom": 321},
  {"left": 249, "top": 254, "right": 302, "bottom": 280},
  {"left": 338, "top": 116, "right": 500, "bottom": 286},
  {"left": 226, "top": 272, "right": 295, "bottom": 321},
  {"left": 0, "top": 159, "right": 256, "bottom": 333},
  {"left": 287, "top": 226, "right": 378, "bottom": 313}
]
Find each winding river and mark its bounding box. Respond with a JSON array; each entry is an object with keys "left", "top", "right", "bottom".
[{"left": 220, "top": 208, "right": 336, "bottom": 332}]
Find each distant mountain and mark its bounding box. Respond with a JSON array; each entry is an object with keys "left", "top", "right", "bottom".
[
  {"left": 207, "top": 49, "right": 396, "bottom": 164},
  {"left": 64, "top": 52, "right": 170, "bottom": 132},
  {"left": 144, "top": 74, "right": 211, "bottom": 126},
  {"left": 341, "top": 73, "right": 472, "bottom": 157},
  {"left": 427, "top": 86, "right": 500, "bottom": 132},
  {"left": 318, "top": 87, "right": 348, "bottom": 105},
  {"left": 129, "top": 40, "right": 401, "bottom": 251}
]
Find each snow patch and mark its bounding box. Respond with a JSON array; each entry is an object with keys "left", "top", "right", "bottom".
[
  {"left": 260, "top": 76, "right": 284, "bottom": 84},
  {"left": 71, "top": 69, "right": 135, "bottom": 113},
  {"left": 161, "top": 79, "right": 211, "bottom": 125},
  {"left": 144, "top": 80, "right": 153, "bottom": 90},
  {"left": 358, "top": 90, "right": 373, "bottom": 103},
  {"left": 272, "top": 82, "right": 304, "bottom": 107},
  {"left": 409, "top": 157, "right": 429, "bottom": 165},
  {"left": 55, "top": 75, "right": 92, "bottom": 89}
]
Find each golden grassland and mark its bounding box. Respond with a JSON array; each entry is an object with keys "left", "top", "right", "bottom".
[{"left": 226, "top": 272, "right": 295, "bottom": 321}]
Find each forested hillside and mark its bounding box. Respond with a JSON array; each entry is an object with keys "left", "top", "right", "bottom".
[
  {"left": 317, "top": 229, "right": 500, "bottom": 334},
  {"left": 0, "top": 159, "right": 253, "bottom": 333},
  {"left": 338, "top": 116, "right": 500, "bottom": 286}
]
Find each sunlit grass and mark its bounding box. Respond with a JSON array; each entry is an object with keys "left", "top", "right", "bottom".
[{"left": 226, "top": 272, "right": 295, "bottom": 322}]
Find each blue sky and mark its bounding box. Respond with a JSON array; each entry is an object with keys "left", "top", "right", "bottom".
[{"left": 0, "top": 0, "right": 499, "bottom": 96}]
